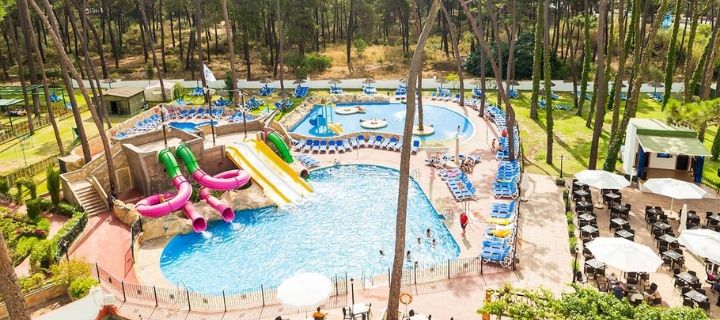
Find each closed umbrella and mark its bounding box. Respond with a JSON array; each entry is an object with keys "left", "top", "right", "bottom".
[
  {"left": 575, "top": 170, "right": 630, "bottom": 190},
  {"left": 678, "top": 229, "right": 720, "bottom": 263},
  {"left": 642, "top": 178, "right": 706, "bottom": 212},
  {"left": 586, "top": 237, "right": 663, "bottom": 273},
  {"left": 277, "top": 272, "right": 332, "bottom": 309},
  {"left": 679, "top": 204, "right": 688, "bottom": 231}
]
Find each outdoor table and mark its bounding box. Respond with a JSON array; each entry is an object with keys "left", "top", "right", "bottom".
[
  {"left": 684, "top": 290, "right": 709, "bottom": 304},
  {"left": 709, "top": 215, "right": 720, "bottom": 225},
  {"left": 610, "top": 218, "right": 628, "bottom": 230},
  {"left": 675, "top": 272, "right": 699, "bottom": 286},
  {"left": 581, "top": 225, "right": 599, "bottom": 234},
  {"left": 663, "top": 250, "right": 683, "bottom": 270},
  {"left": 630, "top": 293, "right": 644, "bottom": 306},
  {"left": 615, "top": 229, "right": 634, "bottom": 241},
  {"left": 646, "top": 208, "right": 660, "bottom": 216},
  {"left": 576, "top": 200, "right": 593, "bottom": 212},
  {"left": 579, "top": 214, "right": 596, "bottom": 223},
  {"left": 658, "top": 234, "right": 677, "bottom": 246},
  {"left": 603, "top": 192, "right": 621, "bottom": 205},
  {"left": 585, "top": 258, "right": 606, "bottom": 270},
  {"left": 350, "top": 303, "right": 371, "bottom": 317},
  {"left": 573, "top": 181, "right": 587, "bottom": 190},
  {"left": 652, "top": 222, "right": 671, "bottom": 233},
  {"left": 574, "top": 190, "right": 590, "bottom": 199}
]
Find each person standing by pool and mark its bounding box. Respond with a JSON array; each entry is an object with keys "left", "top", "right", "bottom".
[
  {"left": 312, "top": 307, "right": 327, "bottom": 320},
  {"left": 460, "top": 212, "right": 469, "bottom": 237}
]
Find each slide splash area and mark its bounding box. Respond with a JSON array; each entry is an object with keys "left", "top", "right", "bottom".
[
  {"left": 226, "top": 139, "right": 313, "bottom": 205},
  {"left": 135, "top": 149, "right": 207, "bottom": 232},
  {"left": 176, "top": 144, "right": 250, "bottom": 221}
]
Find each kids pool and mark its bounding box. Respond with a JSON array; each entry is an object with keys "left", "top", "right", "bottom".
[
  {"left": 290, "top": 103, "right": 474, "bottom": 145},
  {"left": 168, "top": 120, "right": 217, "bottom": 132},
  {"left": 159, "top": 165, "right": 459, "bottom": 294}
]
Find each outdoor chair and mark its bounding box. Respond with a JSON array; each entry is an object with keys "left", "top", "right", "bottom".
[
  {"left": 682, "top": 297, "right": 695, "bottom": 307},
  {"left": 699, "top": 300, "right": 710, "bottom": 311}
]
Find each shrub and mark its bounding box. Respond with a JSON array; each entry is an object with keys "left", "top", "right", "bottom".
[
  {"left": 36, "top": 218, "right": 50, "bottom": 233},
  {"left": 15, "top": 179, "right": 24, "bottom": 204},
  {"left": 172, "top": 82, "right": 184, "bottom": 100},
  {"left": 17, "top": 273, "right": 46, "bottom": 293},
  {"left": 14, "top": 237, "right": 40, "bottom": 265},
  {"left": 57, "top": 203, "right": 79, "bottom": 217},
  {"left": 0, "top": 180, "right": 9, "bottom": 195},
  {"left": 25, "top": 179, "right": 37, "bottom": 200},
  {"left": 26, "top": 199, "right": 43, "bottom": 221},
  {"left": 46, "top": 166, "right": 61, "bottom": 206},
  {"left": 353, "top": 38, "right": 368, "bottom": 56},
  {"left": 51, "top": 258, "right": 94, "bottom": 288},
  {"left": 29, "top": 240, "right": 56, "bottom": 273},
  {"left": 68, "top": 277, "right": 98, "bottom": 299},
  {"left": 304, "top": 53, "right": 332, "bottom": 73}
]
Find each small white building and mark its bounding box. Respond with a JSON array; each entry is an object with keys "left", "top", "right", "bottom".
[{"left": 622, "top": 118, "right": 710, "bottom": 182}]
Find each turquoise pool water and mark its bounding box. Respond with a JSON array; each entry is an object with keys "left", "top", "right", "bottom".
[
  {"left": 159, "top": 165, "right": 459, "bottom": 294},
  {"left": 290, "top": 103, "right": 474, "bottom": 144},
  {"left": 168, "top": 120, "right": 217, "bottom": 132}
]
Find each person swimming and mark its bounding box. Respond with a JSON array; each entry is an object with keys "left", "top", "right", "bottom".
[
  {"left": 379, "top": 249, "right": 385, "bottom": 256},
  {"left": 406, "top": 250, "right": 412, "bottom": 261},
  {"left": 432, "top": 239, "right": 437, "bottom": 248},
  {"left": 417, "top": 237, "right": 422, "bottom": 245},
  {"left": 426, "top": 228, "right": 432, "bottom": 238}
]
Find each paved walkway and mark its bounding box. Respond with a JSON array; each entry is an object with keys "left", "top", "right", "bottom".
[{"left": 76, "top": 78, "right": 708, "bottom": 93}]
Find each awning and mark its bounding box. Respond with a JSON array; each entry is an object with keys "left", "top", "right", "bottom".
[
  {"left": 0, "top": 98, "right": 23, "bottom": 107},
  {"left": 637, "top": 134, "right": 711, "bottom": 157}
]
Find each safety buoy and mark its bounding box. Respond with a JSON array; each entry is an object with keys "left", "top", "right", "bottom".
[{"left": 399, "top": 292, "right": 413, "bottom": 305}]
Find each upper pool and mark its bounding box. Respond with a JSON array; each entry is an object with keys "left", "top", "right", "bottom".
[
  {"left": 290, "top": 103, "right": 475, "bottom": 146},
  {"left": 168, "top": 120, "right": 217, "bottom": 133},
  {"left": 159, "top": 165, "right": 459, "bottom": 294}
]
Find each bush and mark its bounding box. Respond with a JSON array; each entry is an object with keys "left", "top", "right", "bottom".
[
  {"left": 29, "top": 240, "right": 56, "bottom": 273},
  {"left": 464, "top": 32, "right": 564, "bottom": 79},
  {"left": 68, "top": 277, "right": 98, "bottom": 299},
  {"left": 36, "top": 218, "right": 50, "bottom": 233},
  {"left": 17, "top": 273, "right": 46, "bottom": 293},
  {"left": 0, "top": 180, "right": 9, "bottom": 195},
  {"left": 304, "top": 53, "right": 332, "bottom": 73},
  {"left": 25, "top": 180, "right": 37, "bottom": 200},
  {"left": 172, "top": 82, "right": 184, "bottom": 100},
  {"left": 57, "top": 203, "right": 79, "bottom": 217},
  {"left": 46, "top": 167, "right": 61, "bottom": 206},
  {"left": 354, "top": 38, "right": 368, "bottom": 56},
  {"left": 14, "top": 237, "right": 40, "bottom": 265},
  {"left": 15, "top": 179, "right": 24, "bottom": 204},
  {"left": 26, "top": 199, "right": 43, "bottom": 221},
  {"left": 51, "top": 258, "right": 94, "bottom": 288}
]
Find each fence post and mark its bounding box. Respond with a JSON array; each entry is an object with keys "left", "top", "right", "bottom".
[
  {"left": 334, "top": 274, "right": 338, "bottom": 296},
  {"left": 186, "top": 288, "right": 191, "bottom": 311},
  {"left": 447, "top": 259, "right": 451, "bottom": 279},
  {"left": 414, "top": 263, "right": 417, "bottom": 285},
  {"left": 481, "top": 259, "right": 484, "bottom": 275},
  {"left": 260, "top": 284, "right": 265, "bottom": 306},
  {"left": 94, "top": 262, "right": 100, "bottom": 279},
  {"left": 222, "top": 290, "right": 227, "bottom": 312},
  {"left": 153, "top": 286, "right": 158, "bottom": 307},
  {"left": 121, "top": 281, "right": 127, "bottom": 302}
]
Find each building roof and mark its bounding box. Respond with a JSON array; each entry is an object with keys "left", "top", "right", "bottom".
[
  {"left": 0, "top": 98, "right": 23, "bottom": 106},
  {"left": 631, "top": 119, "right": 711, "bottom": 157},
  {"left": 104, "top": 87, "right": 144, "bottom": 98}
]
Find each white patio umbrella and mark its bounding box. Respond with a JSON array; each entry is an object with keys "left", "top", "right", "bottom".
[
  {"left": 642, "top": 178, "right": 706, "bottom": 212},
  {"left": 679, "top": 204, "right": 688, "bottom": 231},
  {"left": 575, "top": 170, "right": 631, "bottom": 190},
  {"left": 586, "top": 237, "right": 663, "bottom": 273},
  {"left": 678, "top": 229, "right": 720, "bottom": 263},
  {"left": 277, "top": 272, "right": 332, "bottom": 311}
]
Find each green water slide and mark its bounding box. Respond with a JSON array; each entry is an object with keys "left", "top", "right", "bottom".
[
  {"left": 267, "top": 132, "right": 294, "bottom": 163},
  {"left": 159, "top": 149, "right": 183, "bottom": 178},
  {"left": 175, "top": 144, "right": 201, "bottom": 173}
]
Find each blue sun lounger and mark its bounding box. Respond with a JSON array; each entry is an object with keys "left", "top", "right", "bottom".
[
  {"left": 371, "top": 135, "right": 384, "bottom": 148},
  {"left": 303, "top": 140, "right": 315, "bottom": 153},
  {"left": 411, "top": 140, "right": 420, "bottom": 154},
  {"left": 293, "top": 140, "right": 307, "bottom": 151},
  {"left": 349, "top": 137, "right": 359, "bottom": 149},
  {"left": 357, "top": 135, "right": 368, "bottom": 148},
  {"left": 481, "top": 245, "right": 513, "bottom": 267},
  {"left": 327, "top": 140, "right": 337, "bottom": 153}
]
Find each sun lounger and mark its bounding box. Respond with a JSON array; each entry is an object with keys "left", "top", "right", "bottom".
[
  {"left": 371, "top": 135, "right": 384, "bottom": 148},
  {"left": 411, "top": 140, "right": 420, "bottom": 154},
  {"left": 318, "top": 140, "right": 328, "bottom": 153},
  {"left": 327, "top": 140, "right": 337, "bottom": 153},
  {"left": 336, "top": 140, "right": 348, "bottom": 153},
  {"left": 349, "top": 137, "right": 358, "bottom": 149},
  {"left": 293, "top": 140, "right": 306, "bottom": 151},
  {"left": 357, "top": 135, "right": 368, "bottom": 148},
  {"left": 311, "top": 140, "right": 322, "bottom": 153},
  {"left": 303, "top": 140, "right": 315, "bottom": 153}
]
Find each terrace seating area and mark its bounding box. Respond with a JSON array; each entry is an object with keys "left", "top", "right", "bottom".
[
  {"left": 274, "top": 99, "right": 293, "bottom": 111},
  {"left": 292, "top": 135, "right": 418, "bottom": 155},
  {"left": 481, "top": 200, "right": 518, "bottom": 268},
  {"left": 431, "top": 88, "right": 453, "bottom": 101}
]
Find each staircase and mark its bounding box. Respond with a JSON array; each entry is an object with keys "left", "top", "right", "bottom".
[{"left": 73, "top": 181, "right": 108, "bottom": 216}]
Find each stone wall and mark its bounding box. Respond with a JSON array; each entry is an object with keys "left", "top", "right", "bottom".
[{"left": 0, "top": 283, "right": 67, "bottom": 319}]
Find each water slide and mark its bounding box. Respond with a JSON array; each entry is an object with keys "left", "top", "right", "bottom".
[
  {"left": 175, "top": 144, "right": 251, "bottom": 221},
  {"left": 226, "top": 139, "right": 313, "bottom": 205},
  {"left": 134, "top": 149, "right": 207, "bottom": 232},
  {"left": 266, "top": 132, "right": 294, "bottom": 163}
]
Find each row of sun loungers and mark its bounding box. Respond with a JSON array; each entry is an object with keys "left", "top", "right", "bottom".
[
  {"left": 648, "top": 92, "right": 663, "bottom": 103},
  {"left": 246, "top": 97, "right": 264, "bottom": 109},
  {"left": 362, "top": 84, "right": 377, "bottom": 95},
  {"left": 228, "top": 111, "right": 257, "bottom": 123},
  {"left": 481, "top": 200, "right": 518, "bottom": 268},
  {"left": 330, "top": 85, "right": 344, "bottom": 95},
  {"left": 438, "top": 169, "right": 477, "bottom": 201},
  {"left": 493, "top": 160, "right": 520, "bottom": 199},
  {"left": 538, "top": 100, "right": 572, "bottom": 111},
  {"left": 296, "top": 154, "right": 320, "bottom": 168},
  {"left": 293, "top": 86, "right": 309, "bottom": 98},
  {"left": 173, "top": 108, "right": 224, "bottom": 119},
  {"left": 114, "top": 114, "right": 162, "bottom": 139},
  {"left": 293, "top": 136, "right": 420, "bottom": 154},
  {"left": 274, "top": 99, "right": 294, "bottom": 111}
]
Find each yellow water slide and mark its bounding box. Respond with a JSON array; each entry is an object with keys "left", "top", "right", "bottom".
[{"left": 225, "top": 139, "right": 313, "bottom": 205}]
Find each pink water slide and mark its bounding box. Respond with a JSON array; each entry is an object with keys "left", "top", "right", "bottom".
[
  {"left": 134, "top": 176, "right": 207, "bottom": 232},
  {"left": 198, "top": 170, "right": 250, "bottom": 222}
]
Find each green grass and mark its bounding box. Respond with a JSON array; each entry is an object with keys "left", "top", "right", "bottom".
[{"left": 482, "top": 90, "right": 719, "bottom": 188}]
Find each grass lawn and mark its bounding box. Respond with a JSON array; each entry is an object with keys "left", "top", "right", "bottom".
[
  {"left": 479, "top": 90, "right": 719, "bottom": 188},
  {"left": 0, "top": 111, "right": 130, "bottom": 174}
]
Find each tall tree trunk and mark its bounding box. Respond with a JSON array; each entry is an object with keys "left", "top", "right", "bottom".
[
  {"left": 159, "top": 0, "right": 167, "bottom": 73},
  {"left": 577, "top": 0, "right": 591, "bottom": 116},
  {"left": 31, "top": 0, "right": 119, "bottom": 193},
  {"left": 530, "top": 2, "right": 544, "bottom": 120},
  {"left": 7, "top": 18, "right": 35, "bottom": 134},
  {"left": 276, "top": 0, "right": 284, "bottom": 90},
  {"left": 604, "top": 0, "right": 668, "bottom": 171},
  {"left": 346, "top": 0, "right": 353, "bottom": 73},
  {"left": 0, "top": 233, "right": 31, "bottom": 320},
  {"left": 662, "top": 0, "right": 683, "bottom": 107},
  {"left": 221, "top": 0, "right": 238, "bottom": 103},
  {"left": 243, "top": 22, "right": 251, "bottom": 80},
  {"left": 17, "top": 0, "right": 42, "bottom": 119},
  {"left": 504, "top": 0, "right": 518, "bottom": 104},
  {"left": 22, "top": 0, "right": 64, "bottom": 155},
  {"left": 544, "top": 0, "right": 554, "bottom": 165},
  {"left": 440, "top": 0, "right": 464, "bottom": 106},
  {"left": 589, "top": 0, "right": 608, "bottom": 169},
  {"left": 683, "top": 5, "right": 705, "bottom": 102},
  {"left": 139, "top": 0, "right": 167, "bottom": 101},
  {"left": 610, "top": 0, "right": 633, "bottom": 138},
  {"left": 386, "top": 2, "right": 440, "bottom": 319}
]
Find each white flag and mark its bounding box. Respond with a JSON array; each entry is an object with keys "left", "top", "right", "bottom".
[{"left": 203, "top": 64, "right": 217, "bottom": 82}]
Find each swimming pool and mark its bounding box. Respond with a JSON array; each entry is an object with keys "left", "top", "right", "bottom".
[
  {"left": 290, "top": 103, "right": 474, "bottom": 145},
  {"left": 159, "top": 165, "right": 459, "bottom": 294},
  {"left": 168, "top": 120, "right": 217, "bottom": 132}
]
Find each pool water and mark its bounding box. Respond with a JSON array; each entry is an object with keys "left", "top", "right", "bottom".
[
  {"left": 159, "top": 165, "right": 459, "bottom": 294},
  {"left": 290, "top": 103, "right": 474, "bottom": 145},
  {"left": 169, "top": 120, "right": 217, "bottom": 132}
]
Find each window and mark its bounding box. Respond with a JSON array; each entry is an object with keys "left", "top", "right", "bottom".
[{"left": 656, "top": 153, "right": 672, "bottom": 159}]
